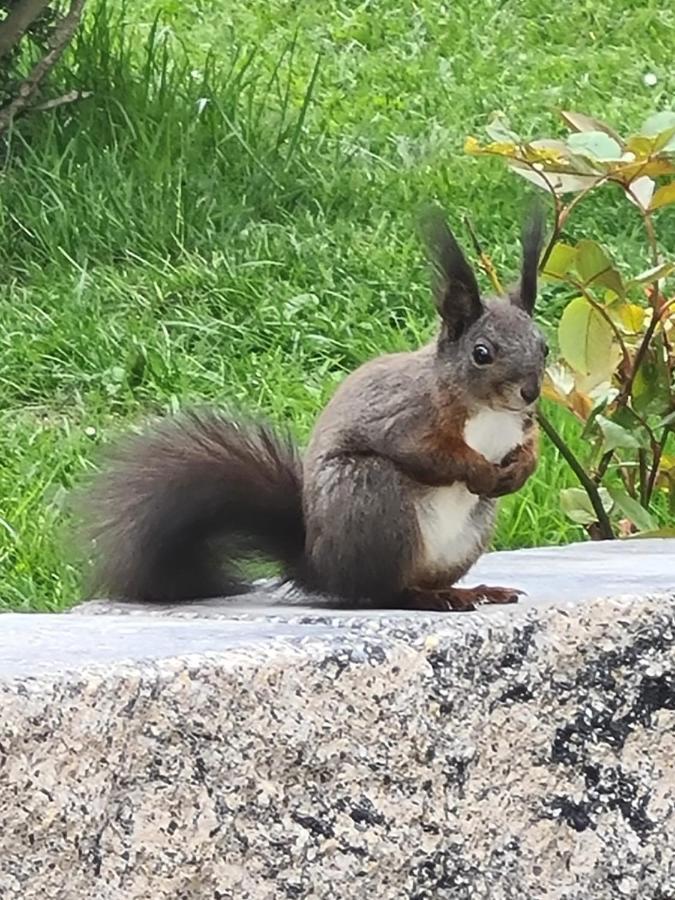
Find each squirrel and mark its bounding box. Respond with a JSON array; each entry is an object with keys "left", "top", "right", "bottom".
[{"left": 80, "top": 206, "right": 547, "bottom": 612}]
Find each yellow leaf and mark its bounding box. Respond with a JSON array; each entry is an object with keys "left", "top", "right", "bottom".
[
  {"left": 464, "top": 136, "right": 520, "bottom": 158},
  {"left": 522, "top": 141, "right": 570, "bottom": 165},
  {"left": 649, "top": 181, "right": 675, "bottom": 211},
  {"left": 484, "top": 140, "right": 519, "bottom": 156},
  {"left": 615, "top": 303, "right": 646, "bottom": 333},
  {"left": 625, "top": 135, "right": 659, "bottom": 158},
  {"left": 611, "top": 159, "right": 675, "bottom": 181},
  {"left": 541, "top": 382, "right": 565, "bottom": 405},
  {"left": 569, "top": 389, "right": 593, "bottom": 421},
  {"left": 543, "top": 366, "right": 593, "bottom": 420}
]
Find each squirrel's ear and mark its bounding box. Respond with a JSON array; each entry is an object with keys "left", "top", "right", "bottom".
[
  {"left": 510, "top": 204, "right": 545, "bottom": 316},
  {"left": 419, "top": 206, "right": 482, "bottom": 342}
]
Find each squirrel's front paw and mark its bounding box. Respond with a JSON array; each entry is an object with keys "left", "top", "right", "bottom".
[
  {"left": 490, "top": 444, "right": 536, "bottom": 497},
  {"left": 464, "top": 441, "right": 537, "bottom": 498},
  {"left": 492, "top": 461, "right": 527, "bottom": 496},
  {"left": 465, "top": 459, "right": 502, "bottom": 497}
]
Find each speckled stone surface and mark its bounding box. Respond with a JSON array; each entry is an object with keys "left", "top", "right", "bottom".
[{"left": 2, "top": 540, "right": 675, "bottom": 899}]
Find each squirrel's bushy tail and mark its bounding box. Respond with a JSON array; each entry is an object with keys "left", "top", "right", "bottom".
[{"left": 80, "top": 410, "right": 305, "bottom": 602}]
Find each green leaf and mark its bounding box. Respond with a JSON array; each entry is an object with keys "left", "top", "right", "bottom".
[
  {"left": 629, "top": 262, "right": 675, "bottom": 285},
  {"left": 607, "top": 487, "right": 657, "bottom": 533},
  {"left": 145, "top": 348, "right": 168, "bottom": 379},
  {"left": 542, "top": 243, "right": 576, "bottom": 279},
  {"left": 609, "top": 407, "right": 651, "bottom": 448},
  {"left": 567, "top": 131, "right": 623, "bottom": 161},
  {"left": 595, "top": 415, "right": 641, "bottom": 452},
  {"left": 640, "top": 111, "right": 675, "bottom": 138},
  {"left": 653, "top": 127, "right": 675, "bottom": 153},
  {"left": 560, "top": 111, "right": 622, "bottom": 144},
  {"left": 527, "top": 138, "right": 572, "bottom": 158},
  {"left": 575, "top": 240, "right": 610, "bottom": 282},
  {"left": 633, "top": 335, "right": 671, "bottom": 415},
  {"left": 656, "top": 410, "right": 675, "bottom": 429},
  {"left": 560, "top": 487, "right": 612, "bottom": 525},
  {"left": 580, "top": 399, "right": 609, "bottom": 440},
  {"left": 575, "top": 240, "right": 624, "bottom": 295},
  {"left": 649, "top": 182, "right": 675, "bottom": 211},
  {"left": 486, "top": 114, "right": 520, "bottom": 143},
  {"left": 558, "top": 296, "right": 617, "bottom": 379}
]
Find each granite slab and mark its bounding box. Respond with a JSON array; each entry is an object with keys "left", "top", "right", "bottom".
[
  {"left": 1, "top": 539, "right": 674, "bottom": 899},
  {"left": 73, "top": 536, "right": 675, "bottom": 621}
]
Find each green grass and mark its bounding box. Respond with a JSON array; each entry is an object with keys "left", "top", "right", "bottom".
[{"left": 1, "top": 0, "right": 674, "bottom": 610}]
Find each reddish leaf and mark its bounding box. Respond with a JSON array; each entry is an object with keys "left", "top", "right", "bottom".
[
  {"left": 509, "top": 161, "right": 598, "bottom": 195},
  {"left": 560, "top": 111, "right": 623, "bottom": 145}
]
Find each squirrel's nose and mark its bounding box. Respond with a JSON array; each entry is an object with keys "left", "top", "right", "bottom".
[{"left": 520, "top": 375, "right": 540, "bottom": 405}]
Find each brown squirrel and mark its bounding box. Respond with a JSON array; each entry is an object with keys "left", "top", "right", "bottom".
[{"left": 81, "top": 207, "right": 547, "bottom": 612}]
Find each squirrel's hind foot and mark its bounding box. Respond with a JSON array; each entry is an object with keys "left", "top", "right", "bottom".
[
  {"left": 472, "top": 583, "right": 524, "bottom": 605},
  {"left": 407, "top": 584, "right": 524, "bottom": 612}
]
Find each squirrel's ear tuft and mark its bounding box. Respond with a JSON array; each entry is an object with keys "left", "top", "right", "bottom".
[
  {"left": 419, "top": 206, "right": 483, "bottom": 342},
  {"left": 511, "top": 203, "right": 545, "bottom": 316}
]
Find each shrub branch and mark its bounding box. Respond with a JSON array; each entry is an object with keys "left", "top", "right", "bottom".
[
  {"left": 0, "top": 0, "right": 50, "bottom": 60},
  {"left": 0, "top": 0, "right": 86, "bottom": 134}
]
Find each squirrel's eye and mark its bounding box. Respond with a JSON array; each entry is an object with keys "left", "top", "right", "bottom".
[
  {"left": 472, "top": 343, "right": 493, "bottom": 366},
  {"left": 543, "top": 344, "right": 550, "bottom": 358}
]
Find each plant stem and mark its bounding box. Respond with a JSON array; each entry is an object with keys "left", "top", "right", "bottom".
[
  {"left": 638, "top": 449, "right": 649, "bottom": 506},
  {"left": 537, "top": 188, "right": 563, "bottom": 271},
  {"left": 594, "top": 449, "right": 614, "bottom": 484},
  {"left": 537, "top": 409, "right": 614, "bottom": 539},
  {"left": 617, "top": 299, "right": 660, "bottom": 407},
  {"left": 499, "top": 156, "right": 562, "bottom": 272},
  {"left": 463, "top": 216, "right": 505, "bottom": 294},
  {"left": 616, "top": 186, "right": 661, "bottom": 407},
  {"left": 645, "top": 428, "right": 670, "bottom": 504},
  {"left": 539, "top": 175, "right": 609, "bottom": 270}
]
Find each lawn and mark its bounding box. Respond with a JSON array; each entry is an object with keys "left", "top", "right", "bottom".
[{"left": 1, "top": 0, "right": 673, "bottom": 610}]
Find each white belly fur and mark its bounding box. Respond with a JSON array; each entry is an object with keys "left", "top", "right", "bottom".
[{"left": 415, "top": 408, "right": 525, "bottom": 572}]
